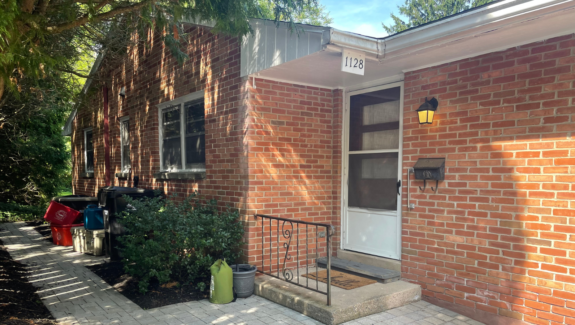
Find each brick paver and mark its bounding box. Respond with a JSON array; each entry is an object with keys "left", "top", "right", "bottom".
[{"left": 1, "top": 222, "right": 482, "bottom": 325}]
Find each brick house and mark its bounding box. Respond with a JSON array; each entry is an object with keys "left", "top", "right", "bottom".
[{"left": 63, "top": 0, "right": 575, "bottom": 324}]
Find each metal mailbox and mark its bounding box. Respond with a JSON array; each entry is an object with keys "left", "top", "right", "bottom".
[{"left": 413, "top": 158, "right": 445, "bottom": 192}]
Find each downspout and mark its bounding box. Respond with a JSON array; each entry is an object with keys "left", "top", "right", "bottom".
[
  {"left": 377, "top": 39, "right": 386, "bottom": 62},
  {"left": 103, "top": 86, "right": 111, "bottom": 186}
]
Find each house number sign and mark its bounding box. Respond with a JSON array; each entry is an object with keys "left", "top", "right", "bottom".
[{"left": 341, "top": 48, "right": 365, "bottom": 76}]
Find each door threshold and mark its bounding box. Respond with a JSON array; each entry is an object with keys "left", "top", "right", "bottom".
[
  {"left": 337, "top": 249, "right": 401, "bottom": 272},
  {"left": 317, "top": 256, "right": 400, "bottom": 283}
]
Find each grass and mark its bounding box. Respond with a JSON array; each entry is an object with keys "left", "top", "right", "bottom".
[
  {"left": 58, "top": 189, "right": 74, "bottom": 196},
  {"left": 0, "top": 202, "right": 45, "bottom": 223},
  {"left": 0, "top": 188, "right": 73, "bottom": 223}
]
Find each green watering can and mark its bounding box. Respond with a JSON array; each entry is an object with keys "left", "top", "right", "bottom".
[{"left": 209, "top": 259, "right": 234, "bottom": 304}]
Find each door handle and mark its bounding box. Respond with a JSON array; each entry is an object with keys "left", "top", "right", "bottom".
[{"left": 397, "top": 180, "right": 401, "bottom": 195}]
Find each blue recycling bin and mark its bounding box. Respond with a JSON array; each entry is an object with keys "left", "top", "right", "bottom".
[{"left": 84, "top": 205, "right": 104, "bottom": 230}]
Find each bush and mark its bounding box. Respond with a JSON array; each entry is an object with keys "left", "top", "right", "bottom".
[
  {"left": 0, "top": 202, "right": 45, "bottom": 223},
  {"left": 118, "top": 193, "right": 244, "bottom": 294}
]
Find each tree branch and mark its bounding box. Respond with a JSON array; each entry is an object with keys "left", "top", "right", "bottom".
[
  {"left": 46, "top": 0, "right": 154, "bottom": 34},
  {"left": 57, "top": 68, "right": 98, "bottom": 79}
]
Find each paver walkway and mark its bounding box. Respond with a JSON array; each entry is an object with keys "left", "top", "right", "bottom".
[{"left": 0, "top": 222, "right": 483, "bottom": 325}]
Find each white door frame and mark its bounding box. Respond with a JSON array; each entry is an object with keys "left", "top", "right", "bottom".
[{"left": 340, "top": 81, "right": 404, "bottom": 260}]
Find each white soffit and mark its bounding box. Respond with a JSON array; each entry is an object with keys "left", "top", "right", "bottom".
[{"left": 250, "top": 0, "right": 575, "bottom": 89}]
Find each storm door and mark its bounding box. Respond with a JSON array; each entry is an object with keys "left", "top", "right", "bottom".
[{"left": 343, "top": 84, "right": 403, "bottom": 260}]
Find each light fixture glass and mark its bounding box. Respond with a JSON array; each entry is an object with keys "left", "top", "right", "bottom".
[{"left": 416, "top": 97, "right": 438, "bottom": 125}]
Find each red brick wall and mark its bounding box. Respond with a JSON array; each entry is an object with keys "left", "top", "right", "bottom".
[
  {"left": 71, "top": 25, "right": 249, "bottom": 209},
  {"left": 242, "top": 78, "right": 342, "bottom": 271},
  {"left": 70, "top": 27, "right": 344, "bottom": 269},
  {"left": 402, "top": 34, "right": 575, "bottom": 325}
]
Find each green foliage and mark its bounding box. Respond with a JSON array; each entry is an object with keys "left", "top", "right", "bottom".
[
  {"left": 258, "top": 0, "right": 333, "bottom": 26},
  {"left": 0, "top": 72, "right": 73, "bottom": 206},
  {"left": 118, "top": 193, "right": 245, "bottom": 294},
  {"left": 0, "top": 0, "right": 320, "bottom": 101},
  {"left": 383, "top": 0, "right": 494, "bottom": 35},
  {"left": 0, "top": 202, "right": 45, "bottom": 223}
]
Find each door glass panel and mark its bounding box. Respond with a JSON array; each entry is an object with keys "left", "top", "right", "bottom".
[
  {"left": 348, "top": 153, "right": 398, "bottom": 210},
  {"left": 349, "top": 87, "right": 401, "bottom": 151}
]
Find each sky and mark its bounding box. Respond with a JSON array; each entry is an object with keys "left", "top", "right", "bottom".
[{"left": 321, "top": 0, "right": 405, "bottom": 38}]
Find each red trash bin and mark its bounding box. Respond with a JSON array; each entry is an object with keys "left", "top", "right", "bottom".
[
  {"left": 44, "top": 201, "right": 80, "bottom": 225},
  {"left": 51, "top": 223, "right": 84, "bottom": 246}
]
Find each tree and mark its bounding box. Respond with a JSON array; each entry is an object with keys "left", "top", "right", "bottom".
[
  {"left": 0, "top": 72, "right": 73, "bottom": 205},
  {"left": 0, "top": 0, "right": 319, "bottom": 102},
  {"left": 383, "top": 0, "right": 494, "bottom": 35},
  {"left": 258, "top": 0, "right": 333, "bottom": 26}
]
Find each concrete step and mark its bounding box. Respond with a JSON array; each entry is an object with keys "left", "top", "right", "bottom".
[
  {"left": 337, "top": 249, "right": 401, "bottom": 272},
  {"left": 254, "top": 266, "right": 421, "bottom": 325},
  {"left": 317, "top": 256, "right": 401, "bottom": 283}
]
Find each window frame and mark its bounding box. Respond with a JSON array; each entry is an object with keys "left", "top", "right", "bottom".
[
  {"left": 119, "top": 116, "right": 130, "bottom": 173},
  {"left": 84, "top": 128, "right": 94, "bottom": 173},
  {"left": 157, "top": 90, "right": 205, "bottom": 172}
]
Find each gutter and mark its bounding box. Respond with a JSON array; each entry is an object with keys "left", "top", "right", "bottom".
[{"left": 326, "top": 0, "right": 575, "bottom": 62}]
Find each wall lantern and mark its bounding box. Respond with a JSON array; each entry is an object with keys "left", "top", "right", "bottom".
[{"left": 416, "top": 97, "right": 439, "bottom": 124}]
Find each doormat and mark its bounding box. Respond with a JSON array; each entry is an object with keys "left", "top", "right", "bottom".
[{"left": 302, "top": 270, "right": 376, "bottom": 290}]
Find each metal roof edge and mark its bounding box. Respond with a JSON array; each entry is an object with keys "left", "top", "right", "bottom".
[
  {"left": 382, "top": 0, "right": 574, "bottom": 54},
  {"left": 328, "top": 29, "right": 379, "bottom": 54},
  {"left": 326, "top": 0, "right": 574, "bottom": 58}
]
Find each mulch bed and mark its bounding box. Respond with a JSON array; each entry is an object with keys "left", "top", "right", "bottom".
[
  {"left": 0, "top": 229, "right": 56, "bottom": 325},
  {"left": 87, "top": 261, "right": 208, "bottom": 309}
]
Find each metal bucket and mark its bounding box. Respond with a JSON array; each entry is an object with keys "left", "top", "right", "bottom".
[{"left": 230, "top": 264, "right": 257, "bottom": 298}]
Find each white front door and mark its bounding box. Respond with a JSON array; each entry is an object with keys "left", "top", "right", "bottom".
[{"left": 342, "top": 83, "right": 403, "bottom": 260}]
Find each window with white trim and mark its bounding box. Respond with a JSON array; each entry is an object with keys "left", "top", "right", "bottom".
[
  {"left": 158, "top": 91, "right": 205, "bottom": 172},
  {"left": 119, "top": 117, "right": 131, "bottom": 172},
  {"left": 84, "top": 128, "right": 94, "bottom": 173}
]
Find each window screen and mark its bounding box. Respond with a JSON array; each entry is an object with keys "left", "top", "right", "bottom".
[
  {"left": 348, "top": 152, "right": 398, "bottom": 210},
  {"left": 347, "top": 86, "right": 401, "bottom": 211},
  {"left": 349, "top": 87, "right": 401, "bottom": 152},
  {"left": 162, "top": 106, "right": 182, "bottom": 170},
  {"left": 185, "top": 99, "right": 205, "bottom": 170},
  {"left": 160, "top": 95, "right": 206, "bottom": 171}
]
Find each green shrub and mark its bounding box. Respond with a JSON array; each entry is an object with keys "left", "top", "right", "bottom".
[
  {"left": 0, "top": 202, "right": 45, "bottom": 223},
  {"left": 118, "top": 193, "right": 244, "bottom": 294}
]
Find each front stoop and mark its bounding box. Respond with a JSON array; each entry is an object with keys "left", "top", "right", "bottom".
[{"left": 254, "top": 270, "right": 421, "bottom": 325}]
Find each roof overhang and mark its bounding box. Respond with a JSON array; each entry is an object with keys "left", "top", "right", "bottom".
[
  {"left": 248, "top": 0, "right": 575, "bottom": 90},
  {"left": 62, "top": 52, "right": 105, "bottom": 136}
]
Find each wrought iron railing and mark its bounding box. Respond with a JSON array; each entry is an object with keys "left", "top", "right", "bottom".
[{"left": 254, "top": 214, "right": 334, "bottom": 306}]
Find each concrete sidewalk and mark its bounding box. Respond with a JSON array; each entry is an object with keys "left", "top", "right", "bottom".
[{"left": 0, "top": 222, "right": 483, "bottom": 325}]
